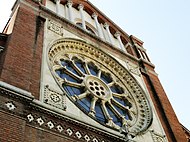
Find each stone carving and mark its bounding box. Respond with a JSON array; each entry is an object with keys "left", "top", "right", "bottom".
[
  {"left": 57, "top": 125, "right": 64, "bottom": 132},
  {"left": 66, "top": 128, "right": 73, "bottom": 136},
  {"left": 26, "top": 112, "right": 113, "bottom": 142},
  {"left": 5, "top": 102, "right": 16, "bottom": 110},
  {"left": 44, "top": 85, "right": 66, "bottom": 110},
  {"left": 84, "top": 134, "right": 91, "bottom": 142},
  {"left": 37, "top": 117, "right": 45, "bottom": 126},
  {"left": 150, "top": 130, "right": 166, "bottom": 142},
  {"left": 47, "top": 38, "right": 153, "bottom": 135},
  {"left": 0, "top": 46, "right": 4, "bottom": 53},
  {"left": 47, "top": 19, "right": 63, "bottom": 36},
  {"left": 27, "top": 114, "right": 34, "bottom": 122},
  {"left": 47, "top": 121, "right": 54, "bottom": 129},
  {"left": 75, "top": 131, "right": 82, "bottom": 139},
  {"left": 126, "top": 62, "right": 140, "bottom": 76},
  {"left": 93, "top": 138, "right": 99, "bottom": 142}
]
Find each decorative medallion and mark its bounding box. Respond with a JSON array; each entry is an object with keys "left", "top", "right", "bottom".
[
  {"left": 47, "top": 19, "right": 64, "bottom": 36},
  {"left": 5, "top": 102, "right": 16, "bottom": 110},
  {"left": 47, "top": 38, "right": 152, "bottom": 135},
  {"left": 44, "top": 85, "right": 66, "bottom": 110},
  {"left": 126, "top": 62, "right": 140, "bottom": 76},
  {"left": 150, "top": 130, "right": 166, "bottom": 142}
]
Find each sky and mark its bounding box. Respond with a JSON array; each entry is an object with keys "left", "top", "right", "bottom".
[{"left": 0, "top": 0, "right": 189, "bottom": 130}]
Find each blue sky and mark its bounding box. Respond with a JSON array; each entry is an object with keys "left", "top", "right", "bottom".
[
  {"left": 90, "top": 0, "right": 190, "bottom": 130},
  {"left": 0, "top": 0, "right": 189, "bottom": 130}
]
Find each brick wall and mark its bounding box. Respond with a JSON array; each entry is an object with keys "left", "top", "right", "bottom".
[
  {"left": 0, "top": 112, "right": 26, "bottom": 142},
  {"left": 0, "top": 3, "right": 44, "bottom": 99},
  {"left": 0, "top": 0, "right": 188, "bottom": 142},
  {"left": 141, "top": 63, "right": 187, "bottom": 142},
  {"left": 23, "top": 125, "right": 78, "bottom": 142}
]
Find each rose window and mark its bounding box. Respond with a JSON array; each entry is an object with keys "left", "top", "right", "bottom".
[
  {"left": 54, "top": 56, "right": 133, "bottom": 128},
  {"left": 48, "top": 39, "right": 152, "bottom": 134}
]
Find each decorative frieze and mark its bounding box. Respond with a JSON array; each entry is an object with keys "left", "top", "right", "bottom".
[
  {"left": 0, "top": 82, "right": 126, "bottom": 142},
  {"left": 47, "top": 19, "right": 63, "bottom": 36},
  {"left": 26, "top": 112, "right": 112, "bottom": 142}
]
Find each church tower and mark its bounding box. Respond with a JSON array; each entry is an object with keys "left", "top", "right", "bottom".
[{"left": 0, "top": 0, "right": 189, "bottom": 142}]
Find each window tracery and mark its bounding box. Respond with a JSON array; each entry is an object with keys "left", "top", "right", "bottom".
[{"left": 48, "top": 38, "right": 152, "bottom": 134}]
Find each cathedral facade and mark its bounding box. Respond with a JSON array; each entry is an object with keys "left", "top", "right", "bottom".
[{"left": 0, "top": 0, "right": 189, "bottom": 141}]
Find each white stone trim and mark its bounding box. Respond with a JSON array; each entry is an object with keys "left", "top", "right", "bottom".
[{"left": 0, "top": 81, "right": 33, "bottom": 99}]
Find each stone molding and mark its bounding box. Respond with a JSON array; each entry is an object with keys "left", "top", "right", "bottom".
[{"left": 0, "top": 81, "right": 34, "bottom": 102}]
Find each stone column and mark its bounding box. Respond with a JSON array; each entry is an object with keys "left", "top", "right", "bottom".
[
  {"left": 104, "top": 22, "right": 113, "bottom": 44},
  {"left": 92, "top": 13, "right": 102, "bottom": 38},
  {"left": 114, "top": 31, "right": 125, "bottom": 51},
  {"left": 67, "top": 0, "right": 73, "bottom": 22},
  {"left": 78, "top": 4, "right": 86, "bottom": 29},
  {"left": 55, "top": 0, "right": 61, "bottom": 15}
]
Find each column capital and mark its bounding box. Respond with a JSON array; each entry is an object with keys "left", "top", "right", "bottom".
[
  {"left": 78, "top": 4, "right": 84, "bottom": 10},
  {"left": 67, "top": 0, "right": 73, "bottom": 7},
  {"left": 104, "top": 22, "right": 109, "bottom": 29},
  {"left": 114, "top": 31, "right": 121, "bottom": 38},
  {"left": 92, "top": 12, "right": 98, "bottom": 19}
]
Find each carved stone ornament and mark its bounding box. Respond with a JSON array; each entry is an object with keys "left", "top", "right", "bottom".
[
  {"left": 47, "top": 19, "right": 64, "bottom": 36},
  {"left": 25, "top": 112, "right": 109, "bottom": 142},
  {"left": 47, "top": 38, "right": 153, "bottom": 135},
  {"left": 5, "top": 102, "right": 16, "bottom": 110},
  {"left": 150, "top": 130, "right": 166, "bottom": 142},
  {"left": 126, "top": 62, "right": 140, "bottom": 76},
  {"left": 44, "top": 85, "right": 66, "bottom": 110},
  {"left": 0, "top": 46, "right": 5, "bottom": 53}
]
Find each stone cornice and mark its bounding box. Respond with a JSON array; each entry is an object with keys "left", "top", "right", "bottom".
[{"left": 0, "top": 81, "right": 34, "bottom": 102}]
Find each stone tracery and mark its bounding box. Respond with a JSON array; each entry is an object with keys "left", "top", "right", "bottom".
[{"left": 48, "top": 38, "right": 152, "bottom": 134}]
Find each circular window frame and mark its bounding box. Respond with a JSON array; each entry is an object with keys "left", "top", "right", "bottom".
[{"left": 47, "top": 38, "right": 153, "bottom": 135}]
